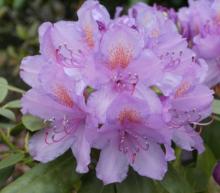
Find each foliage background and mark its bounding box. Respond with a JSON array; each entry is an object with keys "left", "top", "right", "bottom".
[{"left": 0, "top": 0, "right": 220, "bottom": 193}]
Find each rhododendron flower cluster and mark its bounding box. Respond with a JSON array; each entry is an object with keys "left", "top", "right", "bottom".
[
  {"left": 20, "top": 0, "right": 213, "bottom": 184},
  {"left": 178, "top": 0, "right": 220, "bottom": 87}
]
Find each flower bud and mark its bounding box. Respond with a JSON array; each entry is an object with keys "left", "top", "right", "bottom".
[{"left": 213, "top": 161, "right": 220, "bottom": 185}]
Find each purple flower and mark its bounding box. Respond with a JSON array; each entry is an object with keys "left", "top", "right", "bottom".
[
  {"left": 129, "top": 2, "right": 214, "bottom": 153},
  {"left": 19, "top": 0, "right": 214, "bottom": 185},
  {"left": 87, "top": 87, "right": 172, "bottom": 184},
  {"left": 38, "top": 0, "right": 110, "bottom": 90},
  {"left": 162, "top": 83, "right": 213, "bottom": 153},
  {"left": 21, "top": 58, "right": 91, "bottom": 173},
  {"left": 97, "top": 24, "right": 164, "bottom": 92},
  {"left": 213, "top": 161, "right": 220, "bottom": 185},
  {"left": 178, "top": 0, "right": 220, "bottom": 87}
]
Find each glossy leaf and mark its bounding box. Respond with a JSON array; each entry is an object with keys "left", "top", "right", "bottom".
[
  {"left": 9, "top": 123, "right": 25, "bottom": 135},
  {"left": 78, "top": 172, "right": 115, "bottom": 193},
  {"left": 0, "top": 77, "right": 8, "bottom": 103},
  {"left": 0, "top": 152, "right": 80, "bottom": 193},
  {"left": 203, "top": 120, "right": 220, "bottom": 159},
  {"left": 3, "top": 100, "right": 21, "bottom": 109},
  {"left": 78, "top": 172, "right": 102, "bottom": 193},
  {"left": 213, "top": 99, "right": 220, "bottom": 115},
  {"left": 0, "top": 167, "right": 14, "bottom": 188},
  {"left": 0, "top": 108, "right": 16, "bottom": 121},
  {"left": 129, "top": 0, "right": 146, "bottom": 5},
  {"left": 182, "top": 147, "right": 216, "bottom": 192},
  {"left": 102, "top": 185, "right": 115, "bottom": 193},
  {"left": 116, "top": 170, "right": 158, "bottom": 193},
  {"left": 13, "top": 0, "right": 26, "bottom": 9},
  {"left": 0, "top": 153, "right": 24, "bottom": 170},
  {"left": 22, "top": 115, "right": 44, "bottom": 132},
  {"left": 160, "top": 165, "right": 194, "bottom": 193},
  {"left": 0, "top": 123, "right": 15, "bottom": 129}
]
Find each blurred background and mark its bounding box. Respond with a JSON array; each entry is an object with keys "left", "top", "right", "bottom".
[{"left": 0, "top": 0, "right": 187, "bottom": 88}]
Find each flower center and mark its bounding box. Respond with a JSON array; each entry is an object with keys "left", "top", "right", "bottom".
[
  {"left": 174, "top": 82, "right": 191, "bottom": 98},
  {"left": 118, "top": 108, "right": 140, "bottom": 124},
  {"left": 56, "top": 44, "right": 84, "bottom": 68},
  {"left": 168, "top": 108, "right": 201, "bottom": 128},
  {"left": 109, "top": 44, "right": 133, "bottom": 69},
  {"left": 112, "top": 73, "right": 139, "bottom": 93},
  {"left": 54, "top": 85, "right": 74, "bottom": 108},
  {"left": 160, "top": 51, "right": 183, "bottom": 71},
  {"left": 118, "top": 129, "right": 149, "bottom": 164},
  {"left": 44, "top": 115, "right": 84, "bottom": 145}
]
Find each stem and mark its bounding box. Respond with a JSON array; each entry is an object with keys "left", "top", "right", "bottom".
[
  {"left": 213, "top": 115, "right": 220, "bottom": 122},
  {"left": 7, "top": 85, "right": 25, "bottom": 94},
  {"left": 0, "top": 129, "right": 23, "bottom": 153},
  {"left": 0, "top": 82, "right": 25, "bottom": 94},
  {"left": 173, "top": 147, "right": 182, "bottom": 168}
]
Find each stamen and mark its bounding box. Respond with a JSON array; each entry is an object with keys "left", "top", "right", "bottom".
[
  {"left": 191, "top": 115, "right": 214, "bottom": 126},
  {"left": 112, "top": 73, "right": 139, "bottom": 93},
  {"left": 56, "top": 44, "right": 84, "bottom": 68},
  {"left": 163, "top": 51, "right": 182, "bottom": 71},
  {"left": 118, "top": 127, "right": 149, "bottom": 164},
  {"left": 169, "top": 108, "right": 205, "bottom": 128}
]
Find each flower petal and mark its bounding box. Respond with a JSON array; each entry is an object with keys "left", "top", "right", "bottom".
[
  {"left": 172, "top": 84, "right": 213, "bottom": 119},
  {"left": 20, "top": 55, "right": 45, "bottom": 87},
  {"left": 173, "top": 126, "right": 205, "bottom": 153},
  {"left": 100, "top": 25, "right": 144, "bottom": 70},
  {"left": 29, "top": 128, "right": 74, "bottom": 163},
  {"left": 71, "top": 127, "right": 91, "bottom": 173},
  {"left": 96, "top": 141, "right": 129, "bottom": 184},
  {"left": 131, "top": 142, "right": 167, "bottom": 180},
  {"left": 21, "top": 89, "right": 72, "bottom": 120}
]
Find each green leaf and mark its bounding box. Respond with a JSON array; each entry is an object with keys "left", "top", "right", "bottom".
[
  {"left": 0, "top": 77, "right": 8, "bottom": 103},
  {"left": 78, "top": 172, "right": 103, "bottom": 193},
  {"left": 0, "top": 167, "right": 14, "bottom": 188},
  {"left": 154, "top": 182, "right": 169, "bottom": 193},
  {"left": 0, "top": 0, "right": 5, "bottom": 7},
  {"left": 102, "top": 185, "right": 115, "bottom": 193},
  {"left": 16, "top": 25, "right": 28, "bottom": 40},
  {"left": 183, "top": 147, "right": 216, "bottom": 192},
  {"left": 0, "top": 152, "right": 80, "bottom": 193},
  {"left": 3, "top": 100, "right": 21, "bottom": 109},
  {"left": 0, "top": 123, "right": 15, "bottom": 129},
  {"left": 116, "top": 170, "right": 158, "bottom": 193},
  {"left": 78, "top": 172, "right": 114, "bottom": 193},
  {"left": 213, "top": 99, "right": 220, "bottom": 115},
  {"left": 22, "top": 115, "right": 44, "bottom": 132},
  {"left": 203, "top": 120, "right": 220, "bottom": 159},
  {"left": 9, "top": 123, "right": 24, "bottom": 135},
  {"left": 0, "top": 153, "right": 24, "bottom": 170},
  {"left": 160, "top": 165, "right": 194, "bottom": 193},
  {"left": 13, "top": 0, "right": 26, "bottom": 9},
  {"left": 0, "top": 108, "right": 16, "bottom": 121},
  {"left": 206, "top": 178, "right": 220, "bottom": 193},
  {"left": 129, "top": 0, "right": 146, "bottom": 6}
]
